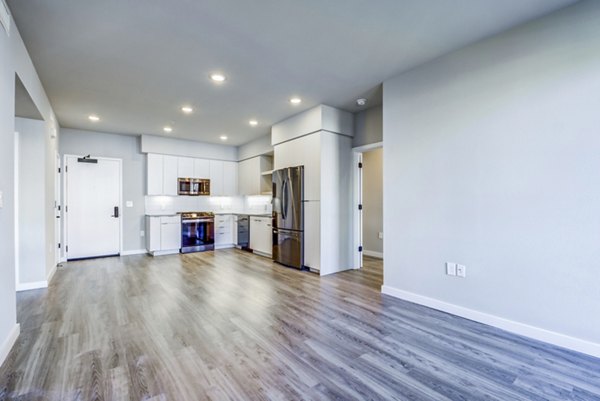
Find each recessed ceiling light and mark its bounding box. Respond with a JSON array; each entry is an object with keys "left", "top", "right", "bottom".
[
  {"left": 249, "top": 120, "right": 258, "bottom": 126},
  {"left": 163, "top": 126, "right": 173, "bottom": 133},
  {"left": 356, "top": 98, "right": 367, "bottom": 107},
  {"left": 290, "top": 97, "right": 302, "bottom": 105},
  {"left": 88, "top": 115, "right": 100, "bottom": 122},
  {"left": 220, "top": 135, "right": 228, "bottom": 141},
  {"left": 181, "top": 106, "right": 193, "bottom": 114},
  {"left": 210, "top": 73, "right": 226, "bottom": 82}
]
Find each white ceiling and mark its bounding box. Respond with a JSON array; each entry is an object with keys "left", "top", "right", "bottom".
[{"left": 8, "top": 0, "right": 576, "bottom": 146}]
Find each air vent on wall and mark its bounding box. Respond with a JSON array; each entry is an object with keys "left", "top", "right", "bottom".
[{"left": 0, "top": 0, "right": 10, "bottom": 37}]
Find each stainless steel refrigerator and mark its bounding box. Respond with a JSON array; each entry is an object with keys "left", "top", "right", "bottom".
[{"left": 272, "top": 166, "right": 304, "bottom": 269}]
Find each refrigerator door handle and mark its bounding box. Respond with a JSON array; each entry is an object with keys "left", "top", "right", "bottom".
[{"left": 282, "top": 178, "right": 288, "bottom": 221}]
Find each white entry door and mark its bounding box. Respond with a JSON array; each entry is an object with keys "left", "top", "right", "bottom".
[{"left": 65, "top": 155, "right": 121, "bottom": 260}]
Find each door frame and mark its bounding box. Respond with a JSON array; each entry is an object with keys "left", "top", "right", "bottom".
[
  {"left": 352, "top": 141, "right": 383, "bottom": 270},
  {"left": 55, "top": 151, "right": 61, "bottom": 265},
  {"left": 63, "top": 154, "right": 123, "bottom": 259},
  {"left": 14, "top": 132, "right": 20, "bottom": 286}
]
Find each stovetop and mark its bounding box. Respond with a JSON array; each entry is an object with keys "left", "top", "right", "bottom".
[{"left": 180, "top": 211, "right": 215, "bottom": 219}]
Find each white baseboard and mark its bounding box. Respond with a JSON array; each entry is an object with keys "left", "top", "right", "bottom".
[
  {"left": 149, "top": 249, "right": 179, "bottom": 257},
  {"left": 47, "top": 264, "right": 57, "bottom": 284},
  {"left": 0, "top": 324, "right": 20, "bottom": 368},
  {"left": 381, "top": 285, "right": 600, "bottom": 359},
  {"left": 363, "top": 250, "right": 383, "bottom": 259},
  {"left": 120, "top": 249, "right": 147, "bottom": 256},
  {"left": 215, "top": 244, "right": 235, "bottom": 250},
  {"left": 16, "top": 280, "right": 48, "bottom": 292},
  {"left": 252, "top": 250, "right": 272, "bottom": 258}
]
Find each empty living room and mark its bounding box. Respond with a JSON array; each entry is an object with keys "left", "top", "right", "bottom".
[{"left": 1, "top": 1, "right": 599, "bottom": 400}]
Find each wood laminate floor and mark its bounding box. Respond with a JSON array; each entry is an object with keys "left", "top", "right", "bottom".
[{"left": 1, "top": 250, "right": 599, "bottom": 400}]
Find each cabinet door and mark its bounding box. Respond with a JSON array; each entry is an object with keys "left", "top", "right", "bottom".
[
  {"left": 178, "top": 157, "right": 194, "bottom": 178},
  {"left": 249, "top": 217, "right": 259, "bottom": 250},
  {"left": 194, "top": 159, "right": 210, "bottom": 179},
  {"left": 238, "top": 157, "right": 261, "bottom": 195},
  {"left": 147, "top": 154, "right": 164, "bottom": 195},
  {"left": 304, "top": 201, "right": 320, "bottom": 272},
  {"left": 215, "top": 215, "right": 233, "bottom": 246},
  {"left": 160, "top": 220, "right": 181, "bottom": 251},
  {"left": 223, "top": 161, "right": 238, "bottom": 196},
  {"left": 146, "top": 216, "right": 161, "bottom": 251},
  {"left": 259, "top": 218, "right": 272, "bottom": 255},
  {"left": 210, "top": 160, "right": 224, "bottom": 196},
  {"left": 163, "top": 155, "right": 179, "bottom": 196}
]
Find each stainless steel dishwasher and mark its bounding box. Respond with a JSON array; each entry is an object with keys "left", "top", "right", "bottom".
[{"left": 236, "top": 215, "right": 250, "bottom": 250}]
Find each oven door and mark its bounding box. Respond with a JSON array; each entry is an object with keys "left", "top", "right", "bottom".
[{"left": 181, "top": 218, "right": 215, "bottom": 252}]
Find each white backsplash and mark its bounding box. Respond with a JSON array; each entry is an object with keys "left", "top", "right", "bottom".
[{"left": 145, "top": 195, "right": 272, "bottom": 215}]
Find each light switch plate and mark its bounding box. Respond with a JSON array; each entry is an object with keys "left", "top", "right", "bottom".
[
  {"left": 378, "top": 232, "right": 383, "bottom": 239},
  {"left": 446, "top": 262, "right": 456, "bottom": 276},
  {"left": 457, "top": 264, "right": 467, "bottom": 278}
]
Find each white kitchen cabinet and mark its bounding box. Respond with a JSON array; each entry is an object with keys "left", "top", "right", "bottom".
[
  {"left": 147, "top": 154, "right": 164, "bottom": 195},
  {"left": 147, "top": 154, "right": 179, "bottom": 196},
  {"left": 210, "top": 160, "right": 224, "bottom": 196},
  {"left": 163, "top": 156, "right": 179, "bottom": 196},
  {"left": 250, "top": 216, "right": 272, "bottom": 257},
  {"left": 194, "top": 159, "right": 210, "bottom": 179},
  {"left": 223, "top": 161, "right": 238, "bottom": 196},
  {"left": 178, "top": 157, "right": 195, "bottom": 178},
  {"left": 146, "top": 215, "right": 181, "bottom": 255},
  {"left": 238, "top": 156, "right": 273, "bottom": 196},
  {"left": 215, "top": 214, "right": 234, "bottom": 248}
]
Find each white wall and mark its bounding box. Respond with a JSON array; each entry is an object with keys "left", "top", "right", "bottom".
[
  {"left": 353, "top": 105, "right": 382, "bottom": 148},
  {"left": 141, "top": 134, "right": 238, "bottom": 161},
  {"left": 60, "top": 128, "right": 146, "bottom": 253},
  {"left": 362, "top": 148, "right": 383, "bottom": 255},
  {"left": 15, "top": 118, "right": 47, "bottom": 286},
  {"left": 383, "top": 0, "right": 600, "bottom": 356},
  {"left": 0, "top": 17, "right": 58, "bottom": 365}
]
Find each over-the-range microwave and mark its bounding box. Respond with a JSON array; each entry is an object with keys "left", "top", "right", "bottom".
[{"left": 178, "top": 178, "right": 210, "bottom": 196}]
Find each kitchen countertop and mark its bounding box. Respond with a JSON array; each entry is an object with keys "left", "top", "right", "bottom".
[{"left": 146, "top": 212, "right": 271, "bottom": 217}]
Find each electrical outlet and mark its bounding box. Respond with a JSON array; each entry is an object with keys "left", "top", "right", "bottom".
[
  {"left": 378, "top": 232, "right": 383, "bottom": 239},
  {"left": 126, "top": 201, "right": 134, "bottom": 208},
  {"left": 446, "top": 262, "right": 457, "bottom": 276},
  {"left": 456, "top": 264, "right": 467, "bottom": 278},
  {"left": 140, "top": 230, "right": 145, "bottom": 237}
]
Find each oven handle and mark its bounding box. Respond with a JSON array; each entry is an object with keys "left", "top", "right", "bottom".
[{"left": 182, "top": 218, "right": 214, "bottom": 223}]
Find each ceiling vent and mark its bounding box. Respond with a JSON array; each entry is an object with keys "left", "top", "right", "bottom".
[{"left": 0, "top": 0, "right": 10, "bottom": 37}]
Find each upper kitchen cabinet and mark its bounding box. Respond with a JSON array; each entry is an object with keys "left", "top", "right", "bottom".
[
  {"left": 147, "top": 153, "right": 178, "bottom": 196},
  {"left": 239, "top": 155, "right": 273, "bottom": 196},
  {"left": 210, "top": 160, "right": 224, "bottom": 196},
  {"left": 178, "top": 157, "right": 194, "bottom": 178},
  {"left": 223, "top": 161, "right": 238, "bottom": 196},
  {"left": 194, "top": 159, "right": 210, "bottom": 179}
]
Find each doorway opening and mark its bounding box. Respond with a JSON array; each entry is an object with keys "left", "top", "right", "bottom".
[
  {"left": 353, "top": 142, "right": 383, "bottom": 287},
  {"left": 64, "top": 155, "right": 123, "bottom": 260}
]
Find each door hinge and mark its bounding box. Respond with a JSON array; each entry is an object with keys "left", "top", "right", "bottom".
[
  {"left": 358, "top": 162, "right": 363, "bottom": 168},
  {"left": 66, "top": 245, "right": 68, "bottom": 253},
  {"left": 58, "top": 243, "right": 61, "bottom": 249},
  {"left": 358, "top": 204, "right": 363, "bottom": 210},
  {"left": 65, "top": 205, "right": 68, "bottom": 212},
  {"left": 358, "top": 246, "right": 363, "bottom": 252},
  {"left": 58, "top": 167, "right": 61, "bottom": 173}
]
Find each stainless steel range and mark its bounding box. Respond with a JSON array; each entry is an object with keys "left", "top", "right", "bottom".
[{"left": 180, "top": 212, "right": 215, "bottom": 253}]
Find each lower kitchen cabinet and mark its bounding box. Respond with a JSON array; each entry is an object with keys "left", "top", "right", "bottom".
[
  {"left": 215, "top": 214, "right": 234, "bottom": 249},
  {"left": 146, "top": 215, "right": 181, "bottom": 256},
  {"left": 250, "top": 216, "right": 272, "bottom": 257}
]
